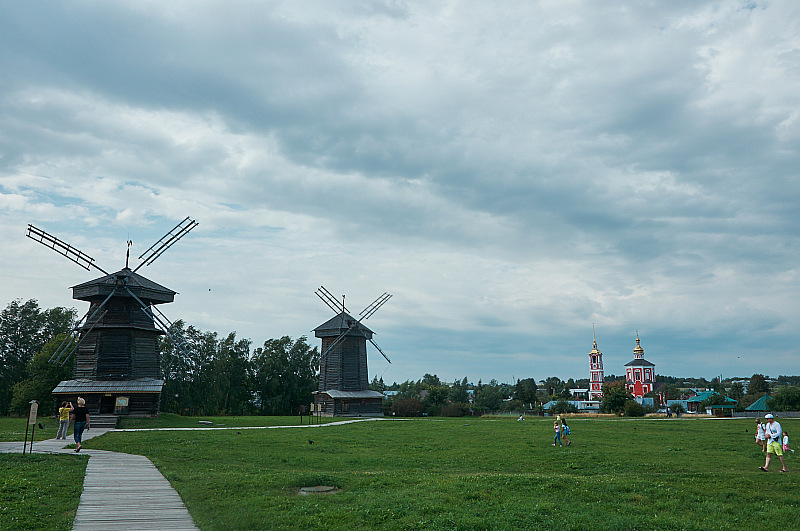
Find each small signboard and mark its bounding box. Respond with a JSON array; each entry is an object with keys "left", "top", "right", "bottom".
[{"left": 27, "top": 401, "right": 39, "bottom": 425}]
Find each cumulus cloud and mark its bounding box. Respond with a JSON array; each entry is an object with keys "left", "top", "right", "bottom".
[{"left": 1, "top": 0, "right": 799, "bottom": 382}]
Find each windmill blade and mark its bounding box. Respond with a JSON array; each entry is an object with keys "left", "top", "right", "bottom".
[
  {"left": 319, "top": 325, "right": 356, "bottom": 359},
  {"left": 359, "top": 292, "right": 392, "bottom": 320},
  {"left": 315, "top": 286, "right": 348, "bottom": 314},
  {"left": 50, "top": 289, "right": 117, "bottom": 365},
  {"left": 124, "top": 286, "right": 193, "bottom": 357},
  {"left": 26, "top": 225, "right": 109, "bottom": 275},
  {"left": 369, "top": 338, "right": 391, "bottom": 364},
  {"left": 52, "top": 309, "right": 108, "bottom": 367},
  {"left": 133, "top": 216, "right": 198, "bottom": 272}
]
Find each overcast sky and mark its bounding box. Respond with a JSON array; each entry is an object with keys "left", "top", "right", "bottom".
[{"left": 2, "top": 1, "right": 798, "bottom": 385}]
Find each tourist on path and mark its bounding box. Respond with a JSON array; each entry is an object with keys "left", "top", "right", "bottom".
[
  {"left": 755, "top": 418, "right": 767, "bottom": 452},
  {"left": 56, "top": 401, "right": 71, "bottom": 440},
  {"left": 70, "top": 397, "right": 91, "bottom": 452},
  {"left": 760, "top": 414, "right": 787, "bottom": 473},
  {"left": 553, "top": 420, "right": 563, "bottom": 447}
]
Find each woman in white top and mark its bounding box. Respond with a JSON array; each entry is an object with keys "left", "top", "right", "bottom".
[{"left": 755, "top": 418, "right": 766, "bottom": 452}]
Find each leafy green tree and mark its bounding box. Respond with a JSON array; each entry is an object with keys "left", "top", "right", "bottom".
[
  {"left": 422, "top": 373, "right": 441, "bottom": 387},
  {"left": 0, "top": 299, "right": 75, "bottom": 415},
  {"left": 369, "top": 376, "right": 386, "bottom": 392},
  {"left": 768, "top": 386, "right": 800, "bottom": 411},
  {"left": 515, "top": 378, "right": 538, "bottom": 406},
  {"left": 728, "top": 382, "right": 744, "bottom": 402},
  {"left": 749, "top": 374, "right": 770, "bottom": 394},
  {"left": 252, "top": 336, "right": 318, "bottom": 416},
  {"left": 600, "top": 381, "right": 633, "bottom": 414},
  {"left": 211, "top": 333, "right": 254, "bottom": 415},
  {"left": 541, "top": 376, "right": 565, "bottom": 399},
  {"left": 10, "top": 335, "right": 74, "bottom": 415},
  {"left": 448, "top": 377, "right": 469, "bottom": 403},
  {"left": 474, "top": 379, "right": 503, "bottom": 411}
]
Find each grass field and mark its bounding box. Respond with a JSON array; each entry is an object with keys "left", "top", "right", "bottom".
[
  {"left": 0, "top": 453, "right": 88, "bottom": 531},
  {"left": 77, "top": 416, "right": 798, "bottom": 530},
  {"left": 0, "top": 416, "right": 64, "bottom": 443},
  {"left": 2, "top": 415, "right": 798, "bottom": 530}
]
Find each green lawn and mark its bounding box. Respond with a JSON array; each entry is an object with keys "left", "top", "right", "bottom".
[
  {"left": 0, "top": 453, "right": 88, "bottom": 531},
  {"left": 0, "top": 416, "right": 64, "bottom": 442},
  {"left": 81, "top": 416, "right": 799, "bottom": 530}
]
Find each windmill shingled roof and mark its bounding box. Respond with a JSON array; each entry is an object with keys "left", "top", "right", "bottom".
[
  {"left": 314, "top": 311, "right": 374, "bottom": 337},
  {"left": 71, "top": 268, "right": 175, "bottom": 303},
  {"left": 52, "top": 378, "right": 164, "bottom": 394}
]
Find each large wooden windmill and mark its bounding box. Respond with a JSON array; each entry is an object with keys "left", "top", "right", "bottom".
[
  {"left": 313, "top": 286, "right": 391, "bottom": 417},
  {"left": 26, "top": 217, "right": 197, "bottom": 417}
]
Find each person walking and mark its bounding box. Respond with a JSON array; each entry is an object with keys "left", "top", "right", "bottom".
[
  {"left": 70, "top": 397, "right": 91, "bottom": 452},
  {"left": 561, "top": 419, "right": 572, "bottom": 446},
  {"left": 553, "top": 419, "right": 563, "bottom": 447},
  {"left": 755, "top": 418, "right": 767, "bottom": 452},
  {"left": 56, "top": 401, "right": 72, "bottom": 440},
  {"left": 760, "top": 414, "right": 787, "bottom": 473}
]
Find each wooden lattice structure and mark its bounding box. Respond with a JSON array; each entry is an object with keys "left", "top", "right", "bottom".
[
  {"left": 312, "top": 287, "right": 391, "bottom": 417},
  {"left": 27, "top": 219, "right": 197, "bottom": 417}
]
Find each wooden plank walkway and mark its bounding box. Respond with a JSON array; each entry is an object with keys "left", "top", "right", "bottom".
[
  {"left": 1, "top": 430, "right": 198, "bottom": 531},
  {"left": 73, "top": 450, "right": 198, "bottom": 530},
  {"left": 0, "top": 418, "right": 385, "bottom": 530}
]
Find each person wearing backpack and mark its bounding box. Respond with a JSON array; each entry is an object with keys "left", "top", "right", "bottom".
[{"left": 561, "top": 419, "right": 571, "bottom": 446}]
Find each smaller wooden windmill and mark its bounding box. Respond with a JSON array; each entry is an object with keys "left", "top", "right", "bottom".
[
  {"left": 313, "top": 286, "right": 391, "bottom": 417},
  {"left": 26, "top": 217, "right": 197, "bottom": 417}
]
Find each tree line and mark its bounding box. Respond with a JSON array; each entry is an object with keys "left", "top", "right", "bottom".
[
  {"left": 3, "top": 298, "right": 799, "bottom": 417},
  {"left": 0, "top": 299, "right": 318, "bottom": 416}
]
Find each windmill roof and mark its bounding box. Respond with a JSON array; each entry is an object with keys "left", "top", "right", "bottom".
[
  {"left": 745, "top": 394, "right": 772, "bottom": 411},
  {"left": 314, "top": 312, "right": 374, "bottom": 338},
  {"left": 318, "top": 390, "right": 385, "bottom": 399},
  {"left": 53, "top": 378, "right": 164, "bottom": 394},
  {"left": 71, "top": 268, "right": 175, "bottom": 304}
]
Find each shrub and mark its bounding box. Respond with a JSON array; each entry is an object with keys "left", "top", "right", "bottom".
[
  {"left": 624, "top": 401, "right": 645, "bottom": 417},
  {"left": 441, "top": 403, "right": 468, "bottom": 417},
  {"left": 391, "top": 398, "right": 424, "bottom": 417}
]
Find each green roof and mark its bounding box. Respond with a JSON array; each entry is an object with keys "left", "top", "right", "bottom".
[{"left": 745, "top": 394, "right": 772, "bottom": 411}]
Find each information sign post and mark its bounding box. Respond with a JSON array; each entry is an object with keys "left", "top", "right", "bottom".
[{"left": 23, "top": 400, "right": 39, "bottom": 455}]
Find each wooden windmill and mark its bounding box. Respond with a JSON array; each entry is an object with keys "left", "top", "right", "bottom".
[
  {"left": 313, "top": 286, "right": 391, "bottom": 417},
  {"left": 26, "top": 217, "right": 197, "bottom": 417}
]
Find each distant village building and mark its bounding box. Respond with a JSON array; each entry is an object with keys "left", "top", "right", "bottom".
[
  {"left": 588, "top": 331, "right": 604, "bottom": 400},
  {"left": 625, "top": 333, "right": 655, "bottom": 399}
]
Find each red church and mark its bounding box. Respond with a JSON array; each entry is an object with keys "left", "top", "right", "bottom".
[{"left": 625, "top": 333, "right": 655, "bottom": 398}]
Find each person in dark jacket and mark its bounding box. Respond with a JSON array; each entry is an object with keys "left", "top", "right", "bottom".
[{"left": 70, "top": 397, "right": 91, "bottom": 452}]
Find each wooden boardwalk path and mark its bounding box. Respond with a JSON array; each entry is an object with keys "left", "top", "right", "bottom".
[
  {"left": 1, "top": 418, "right": 384, "bottom": 530},
  {"left": 0, "top": 430, "right": 198, "bottom": 530}
]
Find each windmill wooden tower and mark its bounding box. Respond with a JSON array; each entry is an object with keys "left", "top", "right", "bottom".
[
  {"left": 26, "top": 218, "right": 197, "bottom": 417},
  {"left": 313, "top": 286, "right": 391, "bottom": 417}
]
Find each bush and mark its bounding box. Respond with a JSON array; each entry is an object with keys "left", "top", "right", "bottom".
[
  {"left": 624, "top": 401, "right": 646, "bottom": 417},
  {"left": 391, "top": 398, "right": 424, "bottom": 417},
  {"left": 441, "top": 403, "right": 468, "bottom": 417}
]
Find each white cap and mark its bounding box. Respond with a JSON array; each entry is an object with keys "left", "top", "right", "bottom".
[{"left": 765, "top": 414, "right": 774, "bottom": 419}]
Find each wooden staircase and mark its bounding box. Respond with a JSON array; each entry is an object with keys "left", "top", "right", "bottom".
[{"left": 90, "top": 414, "right": 118, "bottom": 429}]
